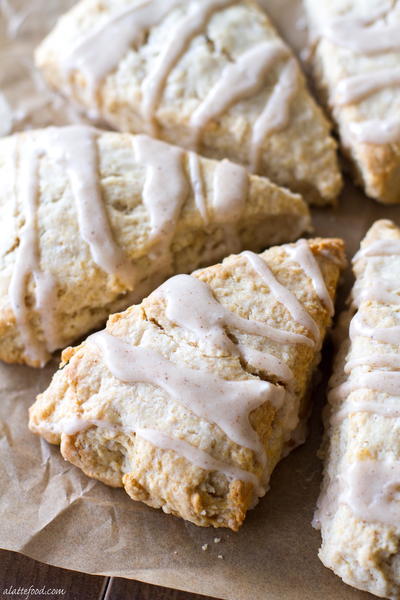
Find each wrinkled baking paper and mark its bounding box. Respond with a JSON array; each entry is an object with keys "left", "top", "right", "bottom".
[{"left": 0, "top": 2, "right": 398, "bottom": 599}]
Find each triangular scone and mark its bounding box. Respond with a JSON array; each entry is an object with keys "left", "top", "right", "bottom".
[
  {"left": 29, "top": 237, "right": 345, "bottom": 530},
  {"left": 315, "top": 220, "right": 400, "bottom": 597},
  {"left": 304, "top": 0, "right": 400, "bottom": 203},
  {"left": 0, "top": 125, "right": 312, "bottom": 368},
  {"left": 35, "top": 0, "right": 342, "bottom": 205}
]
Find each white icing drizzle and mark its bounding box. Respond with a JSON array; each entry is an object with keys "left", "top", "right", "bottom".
[
  {"left": 189, "top": 41, "right": 291, "bottom": 148},
  {"left": 330, "top": 236, "right": 400, "bottom": 404},
  {"left": 350, "top": 311, "right": 400, "bottom": 346},
  {"left": 157, "top": 271, "right": 306, "bottom": 388},
  {"left": 345, "top": 353, "right": 400, "bottom": 373},
  {"left": 339, "top": 460, "right": 400, "bottom": 527},
  {"left": 335, "top": 68, "right": 400, "bottom": 106},
  {"left": 50, "top": 126, "right": 137, "bottom": 287},
  {"left": 210, "top": 159, "right": 249, "bottom": 253},
  {"left": 331, "top": 398, "right": 400, "bottom": 425},
  {"left": 318, "top": 5, "right": 400, "bottom": 145},
  {"left": 140, "top": 0, "right": 236, "bottom": 136},
  {"left": 327, "top": 235, "right": 400, "bottom": 526},
  {"left": 330, "top": 371, "right": 400, "bottom": 402},
  {"left": 212, "top": 160, "right": 248, "bottom": 223},
  {"left": 157, "top": 270, "right": 303, "bottom": 449},
  {"left": 134, "top": 135, "right": 188, "bottom": 242},
  {"left": 0, "top": 92, "right": 13, "bottom": 136},
  {"left": 250, "top": 58, "right": 298, "bottom": 173},
  {"left": 353, "top": 238, "right": 400, "bottom": 261},
  {"left": 352, "top": 282, "right": 400, "bottom": 307},
  {"left": 9, "top": 136, "right": 60, "bottom": 365},
  {"left": 349, "top": 119, "right": 400, "bottom": 145},
  {"left": 44, "top": 416, "right": 92, "bottom": 436},
  {"left": 188, "top": 151, "right": 208, "bottom": 223},
  {"left": 89, "top": 330, "right": 283, "bottom": 468},
  {"left": 133, "top": 135, "right": 189, "bottom": 277},
  {"left": 323, "top": 13, "right": 400, "bottom": 55},
  {"left": 61, "top": 0, "right": 183, "bottom": 103},
  {"left": 8, "top": 126, "right": 140, "bottom": 364},
  {"left": 159, "top": 273, "right": 313, "bottom": 349},
  {"left": 242, "top": 251, "right": 320, "bottom": 343},
  {"left": 286, "top": 239, "right": 334, "bottom": 317}
]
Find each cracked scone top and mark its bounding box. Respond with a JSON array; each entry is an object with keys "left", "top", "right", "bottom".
[
  {"left": 304, "top": 0, "right": 400, "bottom": 203},
  {"left": 35, "top": 0, "right": 342, "bottom": 205},
  {"left": 315, "top": 220, "right": 400, "bottom": 598},
  {"left": 29, "top": 237, "right": 345, "bottom": 530},
  {"left": 0, "top": 124, "right": 312, "bottom": 368}
]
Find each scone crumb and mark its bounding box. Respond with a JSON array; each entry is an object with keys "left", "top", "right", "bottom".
[
  {"left": 201, "top": 544, "right": 208, "bottom": 551},
  {"left": 214, "top": 537, "right": 221, "bottom": 544},
  {"left": 217, "top": 554, "right": 224, "bottom": 560}
]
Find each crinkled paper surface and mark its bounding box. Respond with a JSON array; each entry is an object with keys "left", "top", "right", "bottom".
[{"left": 0, "top": 2, "right": 399, "bottom": 599}]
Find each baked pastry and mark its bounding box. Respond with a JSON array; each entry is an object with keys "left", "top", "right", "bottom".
[
  {"left": 35, "top": 0, "right": 342, "bottom": 205},
  {"left": 29, "top": 237, "right": 345, "bottom": 530},
  {"left": 304, "top": 0, "right": 400, "bottom": 203},
  {"left": 0, "top": 124, "right": 312, "bottom": 368},
  {"left": 314, "top": 220, "right": 400, "bottom": 597}
]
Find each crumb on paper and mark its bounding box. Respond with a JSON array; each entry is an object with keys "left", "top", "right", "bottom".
[
  {"left": 201, "top": 544, "right": 208, "bottom": 551},
  {"left": 214, "top": 537, "right": 221, "bottom": 544},
  {"left": 217, "top": 554, "right": 224, "bottom": 560}
]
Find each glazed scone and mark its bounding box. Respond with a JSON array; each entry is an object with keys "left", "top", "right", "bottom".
[
  {"left": 29, "top": 237, "right": 345, "bottom": 530},
  {"left": 314, "top": 220, "right": 400, "bottom": 598},
  {"left": 0, "top": 124, "right": 312, "bottom": 368},
  {"left": 35, "top": 0, "right": 342, "bottom": 205},
  {"left": 304, "top": 0, "right": 400, "bottom": 203}
]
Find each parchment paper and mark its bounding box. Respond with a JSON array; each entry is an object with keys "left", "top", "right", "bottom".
[{"left": 1, "top": 2, "right": 400, "bottom": 599}]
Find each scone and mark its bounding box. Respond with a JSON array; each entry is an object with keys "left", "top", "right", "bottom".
[
  {"left": 35, "top": 0, "right": 342, "bottom": 205},
  {"left": 29, "top": 237, "right": 345, "bottom": 530},
  {"left": 314, "top": 220, "right": 400, "bottom": 597},
  {"left": 0, "top": 124, "right": 312, "bottom": 368},
  {"left": 304, "top": 0, "right": 400, "bottom": 203}
]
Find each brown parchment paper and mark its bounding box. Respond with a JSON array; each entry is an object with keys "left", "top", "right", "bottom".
[{"left": 1, "top": 2, "right": 400, "bottom": 599}]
